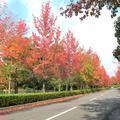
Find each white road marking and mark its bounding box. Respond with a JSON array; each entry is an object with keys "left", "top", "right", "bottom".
[
  {"left": 89, "top": 97, "right": 97, "bottom": 101},
  {"left": 100, "top": 94, "right": 104, "bottom": 96},
  {"left": 45, "top": 106, "right": 78, "bottom": 120}
]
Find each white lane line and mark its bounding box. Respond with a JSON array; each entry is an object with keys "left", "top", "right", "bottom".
[
  {"left": 45, "top": 106, "right": 78, "bottom": 120},
  {"left": 89, "top": 97, "right": 97, "bottom": 101},
  {"left": 100, "top": 94, "right": 104, "bottom": 97}
]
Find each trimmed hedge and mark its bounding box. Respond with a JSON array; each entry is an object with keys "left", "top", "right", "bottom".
[{"left": 0, "top": 88, "right": 103, "bottom": 107}]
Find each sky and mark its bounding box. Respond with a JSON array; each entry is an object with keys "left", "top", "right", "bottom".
[{"left": 4, "top": 0, "right": 119, "bottom": 76}]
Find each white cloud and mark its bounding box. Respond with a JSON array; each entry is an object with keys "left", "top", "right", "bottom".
[
  {"left": 20, "top": 1, "right": 118, "bottom": 76},
  {"left": 55, "top": 7, "right": 118, "bottom": 76},
  {"left": 21, "top": 0, "right": 66, "bottom": 32},
  {"left": 20, "top": 0, "right": 44, "bottom": 30},
  {"left": 0, "top": 0, "right": 7, "bottom": 5}
]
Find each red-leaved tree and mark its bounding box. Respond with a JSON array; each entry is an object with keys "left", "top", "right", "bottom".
[{"left": 32, "top": 2, "right": 57, "bottom": 92}]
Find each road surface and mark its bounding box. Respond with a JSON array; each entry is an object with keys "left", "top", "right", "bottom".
[{"left": 1, "top": 88, "right": 120, "bottom": 120}]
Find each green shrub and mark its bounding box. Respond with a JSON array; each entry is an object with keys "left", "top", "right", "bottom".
[{"left": 0, "top": 88, "right": 104, "bottom": 107}]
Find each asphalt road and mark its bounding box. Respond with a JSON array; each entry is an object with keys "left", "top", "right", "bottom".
[{"left": 1, "top": 88, "right": 120, "bottom": 120}]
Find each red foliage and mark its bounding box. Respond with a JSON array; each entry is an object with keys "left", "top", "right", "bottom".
[
  {"left": 95, "top": 66, "right": 112, "bottom": 87},
  {"left": 61, "top": 31, "right": 80, "bottom": 76},
  {"left": 114, "top": 67, "right": 120, "bottom": 84},
  {"left": 32, "top": 2, "right": 57, "bottom": 79},
  {"left": 0, "top": 2, "right": 113, "bottom": 88}
]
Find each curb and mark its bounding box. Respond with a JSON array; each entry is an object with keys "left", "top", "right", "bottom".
[{"left": 0, "top": 94, "right": 85, "bottom": 115}]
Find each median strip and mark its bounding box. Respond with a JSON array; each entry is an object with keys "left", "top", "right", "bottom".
[
  {"left": 0, "top": 94, "right": 83, "bottom": 115},
  {"left": 0, "top": 88, "right": 107, "bottom": 114}
]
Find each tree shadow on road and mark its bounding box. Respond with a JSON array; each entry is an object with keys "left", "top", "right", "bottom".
[{"left": 79, "top": 90, "right": 120, "bottom": 120}]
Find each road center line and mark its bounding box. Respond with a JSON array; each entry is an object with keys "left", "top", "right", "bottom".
[
  {"left": 89, "top": 97, "right": 97, "bottom": 101},
  {"left": 45, "top": 106, "right": 78, "bottom": 120}
]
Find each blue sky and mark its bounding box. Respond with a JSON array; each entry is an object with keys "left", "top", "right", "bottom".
[
  {"left": 6, "top": 0, "right": 118, "bottom": 76},
  {"left": 7, "top": 0, "right": 28, "bottom": 19}
]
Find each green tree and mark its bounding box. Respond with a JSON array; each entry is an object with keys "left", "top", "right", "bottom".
[
  {"left": 61, "top": 0, "right": 119, "bottom": 20},
  {"left": 113, "top": 17, "right": 120, "bottom": 61}
]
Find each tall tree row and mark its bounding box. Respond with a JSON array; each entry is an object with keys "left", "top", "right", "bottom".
[{"left": 0, "top": 2, "right": 113, "bottom": 93}]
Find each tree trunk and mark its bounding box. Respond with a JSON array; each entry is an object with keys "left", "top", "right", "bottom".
[
  {"left": 80, "top": 84, "right": 83, "bottom": 89},
  {"left": 14, "top": 80, "right": 18, "bottom": 94},
  {"left": 8, "top": 77, "right": 11, "bottom": 94},
  {"left": 85, "top": 84, "right": 88, "bottom": 89},
  {"left": 58, "top": 83, "right": 61, "bottom": 92},
  {"left": 66, "top": 83, "right": 68, "bottom": 91},
  {"left": 42, "top": 82, "right": 46, "bottom": 92},
  {"left": 77, "top": 86, "right": 80, "bottom": 90},
  {"left": 70, "top": 85, "right": 73, "bottom": 91},
  {"left": 83, "top": 84, "right": 85, "bottom": 89},
  {"left": 54, "top": 87, "right": 56, "bottom": 92}
]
